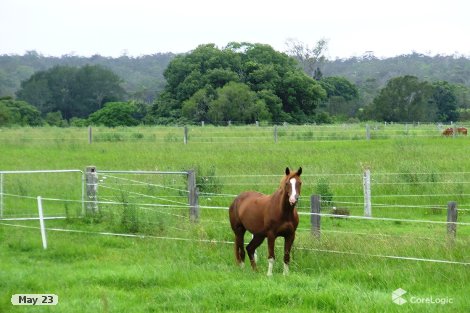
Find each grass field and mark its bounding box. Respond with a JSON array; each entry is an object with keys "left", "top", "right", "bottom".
[{"left": 1, "top": 125, "right": 469, "bottom": 312}]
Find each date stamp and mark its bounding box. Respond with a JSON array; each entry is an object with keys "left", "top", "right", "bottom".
[{"left": 11, "top": 294, "right": 58, "bottom": 306}]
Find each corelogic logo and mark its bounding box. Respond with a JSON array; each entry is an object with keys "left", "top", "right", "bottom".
[
  {"left": 392, "top": 288, "right": 407, "bottom": 305},
  {"left": 392, "top": 288, "right": 454, "bottom": 306}
]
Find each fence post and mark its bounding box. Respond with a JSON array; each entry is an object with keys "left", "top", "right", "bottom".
[
  {"left": 363, "top": 168, "right": 372, "bottom": 217},
  {"left": 0, "top": 173, "right": 3, "bottom": 219},
  {"left": 274, "top": 125, "right": 278, "bottom": 143},
  {"left": 447, "top": 201, "right": 458, "bottom": 239},
  {"left": 88, "top": 126, "right": 93, "bottom": 144},
  {"left": 187, "top": 170, "right": 199, "bottom": 222},
  {"left": 310, "top": 195, "right": 321, "bottom": 238},
  {"left": 366, "top": 124, "right": 371, "bottom": 140},
  {"left": 184, "top": 126, "right": 188, "bottom": 144},
  {"left": 85, "top": 166, "right": 99, "bottom": 215},
  {"left": 37, "top": 196, "right": 47, "bottom": 250}
]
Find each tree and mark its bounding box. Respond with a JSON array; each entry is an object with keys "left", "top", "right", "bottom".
[
  {"left": 431, "top": 81, "right": 459, "bottom": 122},
  {"left": 285, "top": 38, "right": 328, "bottom": 78},
  {"left": 17, "top": 65, "right": 126, "bottom": 120},
  {"left": 182, "top": 87, "right": 214, "bottom": 123},
  {"left": 366, "top": 76, "right": 435, "bottom": 122},
  {"left": 207, "top": 82, "right": 271, "bottom": 124},
  {"left": 319, "top": 77, "right": 360, "bottom": 118},
  {"left": 152, "top": 42, "right": 325, "bottom": 124},
  {"left": 0, "top": 98, "right": 42, "bottom": 126},
  {"left": 88, "top": 102, "right": 139, "bottom": 127}
]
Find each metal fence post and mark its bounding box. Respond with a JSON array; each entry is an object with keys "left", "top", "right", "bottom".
[
  {"left": 187, "top": 170, "right": 199, "bottom": 222},
  {"left": 0, "top": 173, "right": 3, "bottom": 218},
  {"left": 363, "top": 169, "right": 372, "bottom": 217}
]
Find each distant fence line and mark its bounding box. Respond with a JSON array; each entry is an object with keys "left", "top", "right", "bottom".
[{"left": 0, "top": 123, "right": 468, "bottom": 144}]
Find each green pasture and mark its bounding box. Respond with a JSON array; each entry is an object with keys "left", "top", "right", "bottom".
[{"left": 1, "top": 125, "right": 469, "bottom": 312}]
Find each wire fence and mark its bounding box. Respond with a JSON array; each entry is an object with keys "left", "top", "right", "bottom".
[
  {"left": 1, "top": 169, "right": 470, "bottom": 267},
  {"left": 0, "top": 123, "right": 468, "bottom": 144}
]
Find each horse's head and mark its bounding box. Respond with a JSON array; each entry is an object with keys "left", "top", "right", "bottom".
[{"left": 283, "top": 167, "right": 302, "bottom": 206}]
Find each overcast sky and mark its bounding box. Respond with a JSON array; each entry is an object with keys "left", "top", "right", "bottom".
[{"left": 1, "top": 0, "right": 469, "bottom": 59}]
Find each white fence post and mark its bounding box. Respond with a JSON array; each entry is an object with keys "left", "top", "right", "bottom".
[
  {"left": 37, "top": 196, "right": 48, "bottom": 250},
  {"left": 363, "top": 169, "right": 372, "bottom": 217},
  {"left": 0, "top": 173, "right": 3, "bottom": 219},
  {"left": 187, "top": 170, "right": 199, "bottom": 222}
]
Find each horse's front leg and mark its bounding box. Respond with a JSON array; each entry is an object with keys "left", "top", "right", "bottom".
[
  {"left": 267, "top": 233, "right": 276, "bottom": 276},
  {"left": 283, "top": 232, "right": 295, "bottom": 275},
  {"left": 246, "top": 234, "right": 265, "bottom": 271}
]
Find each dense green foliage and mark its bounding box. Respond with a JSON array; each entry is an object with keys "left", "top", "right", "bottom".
[
  {"left": 2, "top": 49, "right": 470, "bottom": 125},
  {"left": 0, "top": 96, "right": 42, "bottom": 126},
  {"left": 150, "top": 43, "right": 327, "bottom": 124},
  {"left": 323, "top": 53, "right": 470, "bottom": 111},
  {"left": 16, "top": 65, "right": 126, "bottom": 120},
  {"left": 365, "top": 76, "right": 459, "bottom": 122},
  {"left": 0, "top": 51, "right": 172, "bottom": 102},
  {"left": 88, "top": 102, "right": 140, "bottom": 127}
]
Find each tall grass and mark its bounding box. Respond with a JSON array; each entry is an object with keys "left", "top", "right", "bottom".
[{"left": 1, "top": 126, "right": 469, "bottom": 312}]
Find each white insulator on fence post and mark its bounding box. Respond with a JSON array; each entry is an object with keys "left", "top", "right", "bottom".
[
  {"left": 85, "top": 166, "right": 99, "bottom": 215},
  {"left": 37, "top": 196, "right": 48, "bottom": 250},
  {"left": 363, "top": 169, "right": 372, "bottom": 217},
  {"left": 187, "top": 170, "right": 199, "bottom": 222}
]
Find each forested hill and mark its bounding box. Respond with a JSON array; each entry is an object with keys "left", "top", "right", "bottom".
[
  {"left": 0, "top": 51, "right": 175, "bottom": 102},
  {"left": 324, "top": 53, "right": 470, "bottom": 87},
  {"left": 1, "top": 50, "right": 470, "bottom": 103}
]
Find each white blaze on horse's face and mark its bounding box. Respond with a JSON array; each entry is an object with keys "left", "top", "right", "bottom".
[{"left": 289, "top": 178, "right": 298, "bottom": 205}]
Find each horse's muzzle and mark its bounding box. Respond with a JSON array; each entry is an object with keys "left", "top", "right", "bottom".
[{"left": 289, "top": 194, "right": 299, "bottom": 205}]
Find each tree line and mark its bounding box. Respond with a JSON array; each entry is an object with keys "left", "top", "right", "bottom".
[{"left": 1, "top": 43, "right": 469, "bottom": 127}]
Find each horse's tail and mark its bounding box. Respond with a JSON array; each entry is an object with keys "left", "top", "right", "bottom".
[{"left": 229, "top": 196, "right": 246, "bottom": 265}]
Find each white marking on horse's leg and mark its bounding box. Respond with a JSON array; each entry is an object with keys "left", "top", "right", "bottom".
[
  {"left": 267, "top": 258, "right": 275, "bottom": 276},
  {"left": 283, "top": 262, "right": 289, "bottom": 276},
  {"left": 289, "top": 178, "right": 297, "bottom": 205},
  {"left": 239, "top": 262, "right": 245, "bottom": 269}
]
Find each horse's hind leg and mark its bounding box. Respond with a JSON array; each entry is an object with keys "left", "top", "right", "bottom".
[
  {"left": 234, "top": 226, "right": 246, "bottom": 267},
  {"left": 246, "top": 234, "right": 265, "bottom": 271}
]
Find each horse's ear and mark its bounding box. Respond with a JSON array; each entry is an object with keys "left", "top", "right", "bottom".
[
  {"left": 285, "top": 167, "right": 290, "bottom": 176},
  {"left": 297, "top": 167, "right": 302, "bottom": 176}
]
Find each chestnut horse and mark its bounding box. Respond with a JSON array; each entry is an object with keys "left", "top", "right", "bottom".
[
  {"left": 442, "top": 127, "right": 468, "bottom": 136},
  {"left": 229, "top": 167, "right": 302, "bottom": 276}
]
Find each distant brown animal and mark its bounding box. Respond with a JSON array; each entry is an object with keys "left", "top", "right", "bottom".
[
  {"left": 442, "top": 127, "right": 468, "bottom": 136},
  {"left": 229, "top": 167, "right": 302, "bottom": 276}
]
